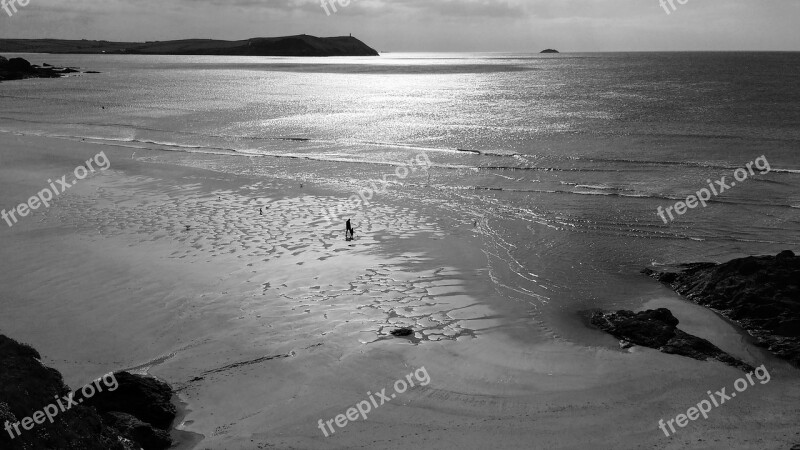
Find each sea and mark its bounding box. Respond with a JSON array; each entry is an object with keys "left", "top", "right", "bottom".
[{"left": 1, "top": 51, "right": 798, "bottom": 345}]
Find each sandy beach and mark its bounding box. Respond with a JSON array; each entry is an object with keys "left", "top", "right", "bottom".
[{"left": 1, "top": 131, "right": 797, "bottom": 449}]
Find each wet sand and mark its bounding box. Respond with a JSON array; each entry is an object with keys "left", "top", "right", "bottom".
[{"left": 0, "top": 132, "right": 798, "bottom": 449}]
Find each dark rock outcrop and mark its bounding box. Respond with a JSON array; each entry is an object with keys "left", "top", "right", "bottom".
[
  {"left": 103, "top": 411, "right": 172, "bottom": 450},
  {"left": 0, "top": 334, "right": 127, "bottom": 449},
  {"left": 0, "top": 55, "right": 96, "bottom": 82},
  {"left": 391, "top": 328, "right": 414, "bottom": 337},
  {"left": 591, "top": 308, "right": 754, "bottom": 371},
  {"left": 540, "top": 49, "right": 559, "bottom": 53},
  {"left": 6, "top": 57, "right": 32, "bottom": 71},
  {"left": 643, "top": 251, "right": 800, "bottom": 367},
  {"left": 0, "top": 35, "right": 379, "bottom": 57},
  {"left": 83, "top": 371, "right": 176, "bottom": 430},
  {"left": 0, "top": 333, "right": 175, "bottom": 449}
]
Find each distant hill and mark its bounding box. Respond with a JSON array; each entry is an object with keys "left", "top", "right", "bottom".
[
  {"left": 0, "top": 35, "right": 379, "bottom": 57},
  {"left": 540, "top": 49, "right": 559, "bottom": 54}
]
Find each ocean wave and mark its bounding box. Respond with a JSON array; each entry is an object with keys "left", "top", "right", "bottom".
[
  {"left": 573, "top": 184, "right": 640, "bottom": 192},
  {"left": 18, "top": 132, "right": 478, "bottom": 171},
  {"left": 437, "top": 184, "right": 800, "bottom": 208},
  {"left": 563, "top": 155, "right": 800, "bottom": 174},
  {"left": 5, "top": 127, "right": 799, "bottom": 178},
  {"left": 345, "top": 139, "right": 520, "bottom": 157}
]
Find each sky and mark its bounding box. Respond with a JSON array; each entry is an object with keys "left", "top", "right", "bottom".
[{"left": 0, "top": 0, "right": 798, "bottom": 52}]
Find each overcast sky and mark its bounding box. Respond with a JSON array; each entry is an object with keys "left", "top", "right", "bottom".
[{"left": 1, "top": 0, "right": 798, "bottom": 52}]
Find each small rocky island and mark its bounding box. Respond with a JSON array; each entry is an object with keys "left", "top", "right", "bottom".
[
  {"left": 643, "top": 250, "right": 799, "bottom": 367},
  {"left": 0, "top": 56, "right": 97, "bottom": 82},
  {"left": 540, "top": 49, "right": 559, "bottom": 53},
  {"left": 0, "top": 333, "right": 176, "bottom": 449}
]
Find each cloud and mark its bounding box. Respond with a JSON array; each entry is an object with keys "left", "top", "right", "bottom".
[{"left": 1, "top": 0, "right": 798, "bottom": 51}]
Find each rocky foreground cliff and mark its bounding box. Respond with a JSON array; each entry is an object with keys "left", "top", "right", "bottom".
[
  {"left": 0, "top": 35, "right": 379, "bottom": 57},
  {"left": 0, "top": 333, "right": 176, "bottom": 449}
]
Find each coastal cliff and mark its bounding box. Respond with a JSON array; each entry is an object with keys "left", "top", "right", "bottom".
[{"left": 0, "top": 35, "right": 379, "bottom": 57}]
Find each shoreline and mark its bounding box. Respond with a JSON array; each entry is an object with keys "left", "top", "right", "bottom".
[{"left": 1, "top": 131, "right": 798, "bottom": 449}]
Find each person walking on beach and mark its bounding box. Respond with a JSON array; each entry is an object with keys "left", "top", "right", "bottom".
[{"left": 345, "top": 219, "right": 355, "bottom": 241}]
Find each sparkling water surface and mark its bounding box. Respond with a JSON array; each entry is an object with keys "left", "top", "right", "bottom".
[{"left": 1, "top": 51, "right": 798, "bottom": 342}]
